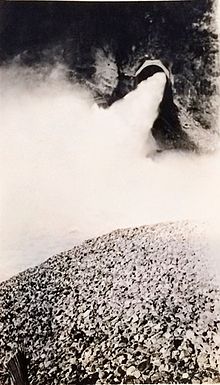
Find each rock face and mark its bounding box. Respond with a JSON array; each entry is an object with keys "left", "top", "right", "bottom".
[
  {"left": 0, "top": 222, "right": 220, "bottom": 384},
  {"left": 0, "top": 1, "right": 218, "bottom": 153},
  {"left": 0, "top": 1, "right": 218, "bottom": 128}
]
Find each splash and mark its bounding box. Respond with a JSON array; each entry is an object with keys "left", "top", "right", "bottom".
[{"left": 0, "top": 64, "right": 220, "bottom": 281}]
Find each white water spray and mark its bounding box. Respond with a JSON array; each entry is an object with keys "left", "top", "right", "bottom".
[{"left": 0, "top": 64, "right": 220, "bottom": 281}]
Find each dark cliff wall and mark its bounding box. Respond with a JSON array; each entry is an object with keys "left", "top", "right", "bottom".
[{"left": 0, "top": 1, "right": 218, "bottom": 127}]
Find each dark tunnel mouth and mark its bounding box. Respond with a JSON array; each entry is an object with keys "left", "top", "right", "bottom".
[{"left": 135, "top": 59, "right": 170, "bottom": 86}]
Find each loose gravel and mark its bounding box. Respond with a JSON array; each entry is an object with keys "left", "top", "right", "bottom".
[{"left": 0, "top": 221, "right": 220, "bottom": 384}]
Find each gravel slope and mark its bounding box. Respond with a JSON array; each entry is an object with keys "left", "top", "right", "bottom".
[{"left": 0, "top": 221, "right": 220, "bottom": 384}]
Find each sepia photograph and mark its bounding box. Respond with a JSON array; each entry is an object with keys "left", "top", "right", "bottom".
[{"left": 0, "top": 0, "right": 220, "bottom": 384}]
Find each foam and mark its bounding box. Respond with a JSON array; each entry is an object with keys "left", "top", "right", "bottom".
[{"left": 0, "top": 64, "right": 220, "bottom": 281}]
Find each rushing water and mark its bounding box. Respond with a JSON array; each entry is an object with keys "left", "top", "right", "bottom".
[{"left": 0, "top": 64, "right": 220, "bottom": 282}]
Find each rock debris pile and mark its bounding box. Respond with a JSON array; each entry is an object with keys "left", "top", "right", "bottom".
[{"left": 0, "top": 222, "right": 220, "bottom": 384}]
